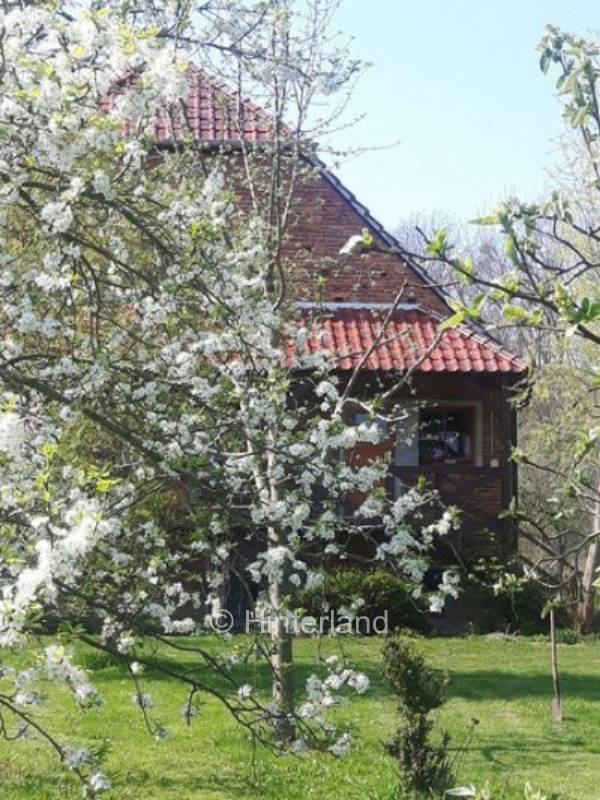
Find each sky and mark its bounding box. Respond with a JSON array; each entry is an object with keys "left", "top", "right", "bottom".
[{"left": 323, "top": 0, "right": 600, "bottom": 231}]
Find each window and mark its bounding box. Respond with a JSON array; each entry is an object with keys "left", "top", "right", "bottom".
[{"left": 418, "top": 407, "right": 474, "bottom": 465}]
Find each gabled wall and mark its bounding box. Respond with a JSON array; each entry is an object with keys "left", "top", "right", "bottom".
[
  {"left": 285, "top": 167, "right": 449, "bottom": 310},
  {"left": 204, "top": 147, "right": 448, "bottom": 310}
]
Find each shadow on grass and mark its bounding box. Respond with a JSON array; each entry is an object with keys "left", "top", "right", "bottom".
[
  {"left": 445, "top": 670, "right": 600, "bottom": 702},
  {"left": 89, "top": 653, "right": 600, "bottom": 707},
  {"left": 76, "top": 639, "right": 600, "bottom": 738},
  {"left": 3, "top": 765, "right": 257, "bottom": 800},
  {"left": 450, "top": 734, "right": 600, "bottom": 769},
  {"left": 86, "top": 644, "right": 395, "bottom": 700},
  {"left": 122, "top": 768, "right": 253, "bottom": 796}
]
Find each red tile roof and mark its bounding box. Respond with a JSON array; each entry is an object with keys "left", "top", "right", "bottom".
[
  {"left": 295, "top": 305, "right": 526, "bottom": 374},
  {"left": 103, "top": 67, "right": 279, "bottom": 143},
  {"left": 154, "top": 67, "right": 279, "bottom": 143}
]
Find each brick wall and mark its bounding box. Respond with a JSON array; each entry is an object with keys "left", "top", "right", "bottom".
[
  {"left": 285, "top": 170, "right": 448, "bottom": 310},
  {"left": 211, "top": 151, "right": 449, "bottom": 311}
]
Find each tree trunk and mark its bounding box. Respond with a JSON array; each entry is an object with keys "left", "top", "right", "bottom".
[
  {"left": 245, "top": 413, "right": 296, "bottom": 728},
  {"left": 268, "top": 576, "right": 294, "bottom": 739},
  {"left": 576, "top": 480, "right": 600, "bottom": 634}
]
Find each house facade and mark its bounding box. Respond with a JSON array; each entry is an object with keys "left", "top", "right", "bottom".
[{"left": 151, "top": 69, "right": 527, "bottom": 565}]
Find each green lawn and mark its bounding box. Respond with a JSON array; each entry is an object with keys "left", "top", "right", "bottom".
[{"left": 0, "top": 635, "right": 598, "bottom": 799}]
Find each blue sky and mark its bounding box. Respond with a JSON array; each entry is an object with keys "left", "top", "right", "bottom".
[{"left": 325, "top": 0, "right": 599, "bottom": 230}]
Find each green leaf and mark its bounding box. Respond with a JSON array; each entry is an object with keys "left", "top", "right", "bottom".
[
  {"left": 426, "top": 227, "right": 449, "bottom": 257},
  {"left": 41, "top": 442, "right": 58, "bottom": 460},
  {"left": 469, "top": 293, "right": 487, "bottom": 318},
  {"left": 361, "top": 228, "right": 374, "bottom": 248},
  {"left": 580, "top": 297, "right": 590, "bottom": 318},
  {"left": 504, "top": 235, "right": 520, "bottom": 266},
  {"left": 438, "top": 310, "right": 467, "bottom": 331},
  {"left": 470, "top": 214, "right": 500, "bottom": 226},
  {"left": 572, "top": 79, "right": 585, "bottom": 105},
  {"left": 502, "top": 305, "right": 528, "bottom": 321},
  {"left": 96, "top": 478, "right": 117, "bottom": 493},
  {"left": 539, "top": 49, "right": 552, "bottom": 74},
  {"left": 457, "top": 254, "right": 475, "bottom": 285},
  {"left": 571, "top": 105, "right": 589, "bottom": 128},
  {"left": 510, "top": 447, "right": 526, "bottom": 465}
]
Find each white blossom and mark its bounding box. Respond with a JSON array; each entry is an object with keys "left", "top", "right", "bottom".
[
  {"left": 347, "top": 672, "right": 370, "bottom": 694},
  {"left": 328, "top": 732, "right": 351, "bottom": 758},
  {"left": 63, "top": 746, "right": 93, "bottom": 770},
  {"left": 40, "top": 201, "right": 74, "bottom": 234},
  {"left": 238, "top": 684, "right": 253, "bottom": 701},
  {"left": 88, "top": 772, "right": 111, "bottom": 793},
  {"left": 0, "top": 411, "right": 24, "bottom": 461},
  {"left": 131, "top": 693, "right": 154, "bottom": 710}
]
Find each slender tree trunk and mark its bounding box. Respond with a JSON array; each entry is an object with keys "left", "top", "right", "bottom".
[
  {"left": 267, "top": 521, "right": 295, "bottom": 739},
  {"left": 550, "top": 609, "right": 563, "bottom": 722},
  {"left": 243, "top": 388, "right": 296, "bottom": 725},
  {"left": 265, "top": 443, "right": 295, "bottom": 737},
  {"left": 268, "top": 576, "right": 294, "bottom": 714},
  {"left": 576, "top": 479, "right": 600, "bottom": 634},
  {"left": 577, "top": 539, "right": 600, "bottom": 633},
  {"left": 242, "top": 356, "right": 296, "bottom": 735}
]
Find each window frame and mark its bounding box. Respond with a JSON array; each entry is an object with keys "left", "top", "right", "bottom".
[
  {"left": 394, "top": 400, "right": 484, "bottom": 472},
  {"left": 418, "top": 405, "right": 476, "bottom": 466}
]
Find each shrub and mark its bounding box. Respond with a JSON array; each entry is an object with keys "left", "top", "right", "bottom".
[
  {"left": 383, "top": 632, "right": 454, "bottom": 798},
  {"left": 295, "top": 568, "right": 431, "bottom": 634},
  {"left": 554, "top": 627, "right": 580, "bottom": 645},
  {"left": 461, "top": 559, "right": 549, "bottom": 634}
]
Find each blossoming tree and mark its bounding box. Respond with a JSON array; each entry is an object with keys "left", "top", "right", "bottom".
[{"left": 0, "top": 0, "right": 455, "bottom": 793}]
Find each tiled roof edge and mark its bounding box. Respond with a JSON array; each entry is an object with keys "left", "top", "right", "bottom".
[
  {"left": 297, "top": 301, "right": 527, "bottom": 373},
  {"left": 414, "top": 304, "right": 527, "bottom": 372},
  {"left": 295, "top": 300, "right": 421, "bottom": 310}
]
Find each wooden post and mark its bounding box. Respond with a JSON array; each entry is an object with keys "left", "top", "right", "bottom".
[{"left": 550, "top": 609, "right": 563, "bottom": 722}]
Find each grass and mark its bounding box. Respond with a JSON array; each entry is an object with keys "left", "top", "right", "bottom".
[{"left": 0, "top": 634, "right": 598, "bottom": 798}]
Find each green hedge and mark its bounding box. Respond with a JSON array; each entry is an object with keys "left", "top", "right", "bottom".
[{"left": 294, "top": 568, "right": 431, "bottom": 634}]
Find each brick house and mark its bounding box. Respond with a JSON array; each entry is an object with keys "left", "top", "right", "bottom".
[{"left": 150, "top": 69, "right": 527, "bottom": 564}]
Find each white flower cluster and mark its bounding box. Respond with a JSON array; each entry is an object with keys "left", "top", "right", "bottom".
[
  {"left": 0, "top": 410, "right": 25, "bottom": 462},
  {"left": 428, "top": 571, "right": 460, "bottom": 614},
  {"left": 238, "top": 684, "right": 253, "bottom": 701},
  {"left": 45, "top": 645, "right": 102, "bottom": 709},
  {"left": 131, "top": 692, "right": 154, "bottom": 710},
  {"left": 298, "top": 657, "right": 370, "bottom": 725}
]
